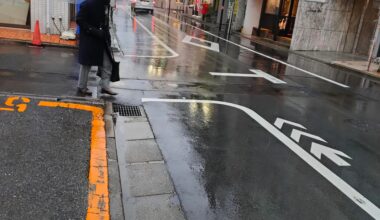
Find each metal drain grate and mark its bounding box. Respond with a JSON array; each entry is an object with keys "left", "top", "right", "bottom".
[{"left": 113, "top": 104, "right": 142, "bottom": 117}]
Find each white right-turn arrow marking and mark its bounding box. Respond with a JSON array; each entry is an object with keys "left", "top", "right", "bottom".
[
  {"left": 311, "top": 142, "right": 352, "bottom": 167},
  {"left": 142, "top": 98, "right": 380, "bottom": 219},
  {"left": 291, "top": 129, "right": 327, "bottom": 143},
  {"left": 274, "top": 118, "right": 306, "bottom": 129}
]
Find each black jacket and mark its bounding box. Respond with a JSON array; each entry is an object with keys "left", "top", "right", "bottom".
[{"left": 76, "top": 0, "right": 111, "bottom": 66}]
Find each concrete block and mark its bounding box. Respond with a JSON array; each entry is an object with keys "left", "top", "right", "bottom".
[
  {"left": 107, "top": 152, "right": 124, "bottom": 220},
  {"left": 105, "top": 102, "right": 113, "bottom": 115},
  {"left": 108, "top": 159, "right": 122, "bottom": 193},
  {"left": 110, "top": 193, "right": 124, "bottom": 220},
  {"left": 107, "top": 138, "right": 117, "bottom": 161},
  {"left": 123, "top": 117, "right": 148, "bottom": 123},
  {"left": 125, "top": 194, "right": 185, "bottom": 220},
  {"left": 124, "top": 122, "right": 154, "bottom": 140},
  {"left": 105, "top": 115, "right": 115, "bottom": 138},
  {"left": 125, "top": 140, "right": 163, "bottom": 163},
  {"left": 126, "top": 163, "right": 174, "bottom": 197}
]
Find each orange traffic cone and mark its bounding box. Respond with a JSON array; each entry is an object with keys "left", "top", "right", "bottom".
[{"left": 31, "top": 20, "right": 42, "bottom": 46}]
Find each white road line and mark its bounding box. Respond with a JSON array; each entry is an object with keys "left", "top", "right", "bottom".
[
  {"left": 249, "top": 69, "right": 287, "bottom": 84},
  {"left": 210, "top": 70, "right": 286, "bottom": 84},
  {"left": 132, "top": 17, "right": 179, "bottom": 58},
  {"left": 119, "top": 8, "right": 179, "bottom": 58},
  {"left": 182, "top": 35, "right": 220, "bottom": 52},
  {"left": 210, "top": 72, "right": 265, "bottom": 77},
  {"left": 153, "top": 11, "right": 350, "bottom": 88},
  {"left": 142, "top": 98, "right": 380, "bottom": 220}
]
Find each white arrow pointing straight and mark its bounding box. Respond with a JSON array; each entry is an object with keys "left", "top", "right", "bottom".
[{"left": 311, "top": 143, "right": 352, "bottom": 167}]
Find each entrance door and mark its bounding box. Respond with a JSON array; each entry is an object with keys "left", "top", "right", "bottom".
[
  {"left": 0, "top": 0, "right": 31, "bottom": 28},
  {"left": 259, "top": 0, "right": 298, "bottom": 39},
  {"left": 278, "top": 0, "right": 298, "bottom": 37}
]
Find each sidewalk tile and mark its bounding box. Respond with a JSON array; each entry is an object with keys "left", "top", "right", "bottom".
[
  {"left": 125, "top": 194, "right": 185, "bottom": 220},
  {"left": 126, "top": 163, "right": 174, "bottom": 197},
  {"left": 125, "top": 139, "right": 163, "bottom": 163}
]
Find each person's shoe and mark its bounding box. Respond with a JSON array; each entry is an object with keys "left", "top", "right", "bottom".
[
  {"left": 77, "top": 88, "right": 92, "bottom": 96},
  {"left": 101, "top": 88, "right": 118, "bottom": 95}
]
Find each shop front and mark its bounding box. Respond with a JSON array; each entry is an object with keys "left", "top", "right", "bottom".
[
  {"left": 258, "top": 0, "right": 298, "bottom": 41},
  {"left": 0, "top": 0, "right": 31, "bottom": 28}
]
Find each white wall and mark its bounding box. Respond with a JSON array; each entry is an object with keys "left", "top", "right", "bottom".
[
  {"left": 31, "top": 0, "right": 70, "bottom": 34},
  {"left": 31, "top": 0, "right": 47, "bottom": 33},
  {"left": 0, "top": 1, "right": 30, "bottom": 26},
  {"left": 241, "top": 0, "right": 263, "bottom": 36}
]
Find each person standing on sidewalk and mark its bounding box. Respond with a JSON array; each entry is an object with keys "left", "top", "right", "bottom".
[{"left": 76, "top": 0, "right": 117, "bottom": 96}]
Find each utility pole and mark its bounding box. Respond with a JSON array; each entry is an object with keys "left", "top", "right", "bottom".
[
  {"left": 218, "top": 0, "right": 226, "bottom": 31},
  {"left": 168, "top": 0, "right": 171, "bottom": 16},
  {"left": 226, "top": 1, "right": 235, "bottom": 39},
  {"left": 367, "top": 10, "right": 380, "bottom": 71}
]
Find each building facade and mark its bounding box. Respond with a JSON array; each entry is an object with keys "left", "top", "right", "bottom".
[
  {"left": 240, "top": 0, "right": 380, "bottom": 59},
  {"left": 291, "top": 0, "right": 379, "bottom": 57}
]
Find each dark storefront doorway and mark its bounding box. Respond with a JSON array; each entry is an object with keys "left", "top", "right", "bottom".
[
  {"left": 0, "top": 0, "right": 31, "bottom": 28},
  {"left": 258, "top": 0, "right": 298, "bottom": 41}
]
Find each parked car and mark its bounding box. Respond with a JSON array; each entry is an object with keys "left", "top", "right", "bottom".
[{"left": 131, "top": 0, "right": 155, "bottom": 14}]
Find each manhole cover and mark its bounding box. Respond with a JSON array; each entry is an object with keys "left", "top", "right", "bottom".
[{"left": 112, "top": 104, "right": 142, "bottom": 117}]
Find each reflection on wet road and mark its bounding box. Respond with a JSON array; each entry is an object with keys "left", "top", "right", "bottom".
[{"left": 112, "top": 2, "right": 380, "bottom": 219}]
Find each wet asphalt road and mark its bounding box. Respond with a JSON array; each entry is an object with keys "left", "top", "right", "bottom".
[
  {"left": 112, "top": 3, "right": 380, "bottom": 220},
  {"left": 0, "top": 96, "right": 91, "bottom": 219},
  {"left": 0, "top": 1, "right": 380, "bottom": 218},
  {"left": 0, "top": 43, "right": 80, "bottom": 97}
]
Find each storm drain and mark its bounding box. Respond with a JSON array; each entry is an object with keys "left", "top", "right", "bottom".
[{"left": 112, "top": 104, "right": 142, "bottom": 117}]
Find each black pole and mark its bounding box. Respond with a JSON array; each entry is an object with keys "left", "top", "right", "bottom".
[
  {"left": 257, "top": 0, "right": 267, "bottom": 36},
  {"left": 218, "top": 0, "right": 226, "bottom": 31},
  {"left": 285, "top": 0, "right": 295, "bottom": 35},
  {"left": 225, "top": 1, "right": 235, "bottom": 39},
  {"left": 168, "top": 0, "right": 171, "bottom": 16},
  {"left": 273, "top": 0, "right": 284, "bottom": 41}
]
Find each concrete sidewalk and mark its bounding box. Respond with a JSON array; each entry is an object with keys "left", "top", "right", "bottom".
[{"left": 111, "top": 106, "right": 185, "bottom": 220}]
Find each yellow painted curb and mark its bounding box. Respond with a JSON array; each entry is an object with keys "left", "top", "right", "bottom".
[{"left": 38, "top": 101, "right": 109, "bottom": 220}]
